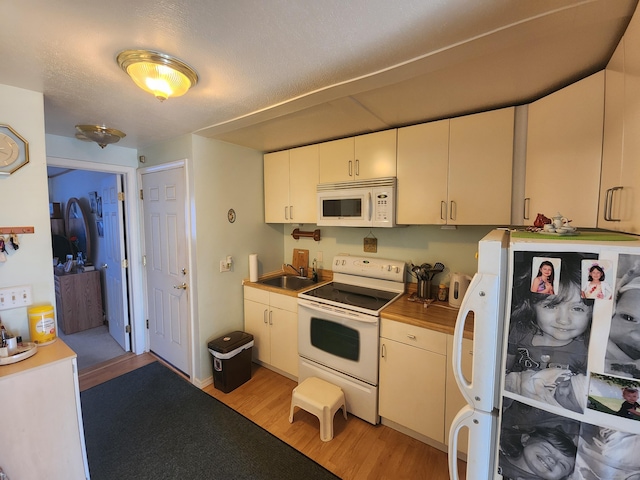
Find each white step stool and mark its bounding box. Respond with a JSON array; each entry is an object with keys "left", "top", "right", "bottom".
[{"left": 289, "top": 376, "right": 347, "bottom": 441}]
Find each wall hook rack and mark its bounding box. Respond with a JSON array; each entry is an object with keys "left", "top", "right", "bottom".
[
  {"left": 0, "top": 226, "right": 35, "bottom": 235},
  {"left": 291, "top": 228, "right": 321, "bottom": 241}
]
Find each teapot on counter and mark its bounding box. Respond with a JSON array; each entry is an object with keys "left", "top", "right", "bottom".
[
  {"left": 552, "top": 213, "right": 566, "bottom": 230},
  {"left": 449, "top": 273, "right": 472, "bottom": 308}
]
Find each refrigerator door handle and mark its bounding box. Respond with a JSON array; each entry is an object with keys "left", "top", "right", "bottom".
[
  {"left": 448, "top": 405, "right": 498, "bottom": 480},
  {"left": 452, "top": 272, "right": 500, "bottom": 412}
]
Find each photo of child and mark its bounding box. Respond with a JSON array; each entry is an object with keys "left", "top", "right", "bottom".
[
  {"left": 617, "top": 387, "right": 640, "bottom": 419},
  {"left": 587, "top": 372, "right": 640, "bottom": 422},
  {"left": 499, "top": 399, "right": 579, "bottom": 480},
  {"left": 531, "top": 258, "right": 560, "bottom": 295},
  {"left": 605, "top": 254, "right": 640, "bottom": 379},
  {"left": 572, "top": 423, "right": 640, "bottom": 480},
  {"left": 504, "top": 368, "right": 586, "bottom": 413},
  {"left": 581, "top": 260, "right": 613, "bottom": 300},
  {"left": 506, "top": 252, "right": 596, "bottom": 412}
]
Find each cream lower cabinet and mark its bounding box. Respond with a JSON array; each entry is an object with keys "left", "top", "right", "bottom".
[
  {"left": 243, "top": 286, "right": 298, "bottom": 378},
  {"left": 0, "top": 341, "right": 89, "bottom": 480},
  {"left": 397, "top": 107, "right": 514, "bottom": 225},
  {"left": 524, "top": 72, "right": 604, "bottom": 228},
  {"left": 379, "top": 319, "right": 447, "bottom": 442},
  {"left": 264, "top": 144, "right": 318, "bottom": 224},
  {"left": 445, "top": 335, "right": 473, "bottom": 456}
]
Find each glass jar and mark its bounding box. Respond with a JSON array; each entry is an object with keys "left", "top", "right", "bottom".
[{"left": 437, "top": 284, "right": 448, "bottom": 301}]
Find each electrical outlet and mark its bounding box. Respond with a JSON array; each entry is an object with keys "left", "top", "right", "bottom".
[
  {"left": 219, "top": 260, "right": 231, "bottom": 272},
  {"left": 0, "top": 285, "right": 33, "bottom": 310}
]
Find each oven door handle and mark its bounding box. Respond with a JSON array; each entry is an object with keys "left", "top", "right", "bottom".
[{"left": 298, "top": 299, "right": 378, "bottom": 324}]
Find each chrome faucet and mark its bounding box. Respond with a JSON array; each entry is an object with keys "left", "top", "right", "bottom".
[{"left": 284, "top": 264, "right": 305, "bottom": 277}]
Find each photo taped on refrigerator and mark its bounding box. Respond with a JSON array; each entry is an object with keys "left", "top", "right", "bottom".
[{"left": 499, "top": 250, "right": 640, "bottom": 480}]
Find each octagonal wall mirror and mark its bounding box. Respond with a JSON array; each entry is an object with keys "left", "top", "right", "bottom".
[{"left": 65, "top": 197, "right": 91, "bottom": 260}]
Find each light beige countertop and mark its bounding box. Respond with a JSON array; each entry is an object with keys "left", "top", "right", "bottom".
[
  {"left": 380, "top": 292, "right": 474, "bottom": 340},
  {"left": 244, "top": 273, "right": 473, "bottom": 339},
  {"left": 0, "top": 338, "right": 76, "bottom": 379}
]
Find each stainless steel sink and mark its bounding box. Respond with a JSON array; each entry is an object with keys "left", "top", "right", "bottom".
[{"left": 257, "top": 275, "right": 317, "bottom": 291}]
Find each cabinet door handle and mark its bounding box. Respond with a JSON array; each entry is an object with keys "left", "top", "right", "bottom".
[
  {"left": 269, "top": 310, "right": 273, "bottom": 326},
  {"left": 523, "top": 197, "right": 530, "bottom": 220},
  {"left": 355, "top": 159, "right": 360, "bottom": 176},
  {"left": 348, "top": 160, "right": 353, "bottom": 177},
  {"left": 604, "top": 188, "right": 612, "bottom": 221},
  {"left": 263, "top": 309, "right": 268, "bottom": 324},
  {"left": 450, "top": 200, "right": 456, "bottom": 220},
  {"left": 610, "top": 186, "right": 623, "bottom": 222},
  {"left": 284, "top": 206, "right": 289, "bottom": 220},
  {"left": 407, "top": 333, "right": 416, "bottom": 340},
  {"left": 290, "top": 205, "right": 294, "bottom": 220},
  {"left": 381, "top": 343, "right": 386, "bottom": 358},
  {"left": 440, "top": 201, "right": 447, "bottom": 221}
]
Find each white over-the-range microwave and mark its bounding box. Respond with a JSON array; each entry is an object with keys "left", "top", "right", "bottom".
[{"left": 317, "top": 177, "right": 396, "bottom": 227}]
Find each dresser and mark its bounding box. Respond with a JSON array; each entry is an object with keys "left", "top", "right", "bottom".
[{"left": 54, "top": 270, "right": 104, "bottom": 334}]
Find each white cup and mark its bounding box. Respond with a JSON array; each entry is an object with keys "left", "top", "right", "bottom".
[
  {"left": 6, "top": 337, "right": 17, "bottom": 355},
  {"left": 543, "top": 224, "right": 555, "bottom": 232}
]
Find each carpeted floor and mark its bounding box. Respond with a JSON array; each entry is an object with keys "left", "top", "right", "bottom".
[
  {"left": 57, "top": 325, "right": 125, "bottom": 370},
  {"left": 80, "top": 362, "right": 340, "bottom": 480}
]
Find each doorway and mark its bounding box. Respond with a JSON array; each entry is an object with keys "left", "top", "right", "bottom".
[{"left": 46, "top": 157, "right": 146, "bottom": 370}]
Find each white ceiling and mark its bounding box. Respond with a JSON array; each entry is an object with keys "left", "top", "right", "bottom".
[{"left": 2, "top": 0, "right": 637, "bottom": 153}]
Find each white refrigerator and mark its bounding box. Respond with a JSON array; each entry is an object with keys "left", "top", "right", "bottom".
[{"left": 449, "top": 229, "right": 640, "bottom": 480}]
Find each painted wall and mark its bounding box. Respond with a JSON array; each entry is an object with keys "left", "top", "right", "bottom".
[
  {"left": 46, "top": 134, "right": 138, "bottom": 166},
  {"left": 190, "top": 136, "right": 283, "bottom": 382},
  {"left": 0, "top": 85, "right": 54, "bottom": 340},
  {"left": 139, "top": 135, "right": 284, "bottom": 384},
  {"left": 282, "top": 224, "right": 492, "bottom": 286}
]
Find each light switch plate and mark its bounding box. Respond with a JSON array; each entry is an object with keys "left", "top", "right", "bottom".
[{"left": 0, "top": 285, "right": 33, "bottom": 310}]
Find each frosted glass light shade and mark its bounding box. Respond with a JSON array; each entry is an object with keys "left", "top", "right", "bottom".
[{"left": 117, "top": 50, "right": 198, "bottom": 101}]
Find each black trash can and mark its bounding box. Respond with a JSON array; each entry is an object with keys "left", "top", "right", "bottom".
[{"left": 208, "top": 331, "right": 254, "bottom": 393}]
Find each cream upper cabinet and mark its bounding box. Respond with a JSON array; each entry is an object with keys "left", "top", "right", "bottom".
[
  {"left": 318, "top": 130, "right": 397, "bottom": 183},
  {"left": 264, "top": 144, "right": 318, "bottom": 224},
  {"left": 397, "top": 108, "right": 514, "bottom": 225},
  {"left": 524, "top": 72, "right": 604, "bottom": 228},
  {"left": 599, "top": 40, "right": 625, "bottom": 230},
  {"left": 599, "top": 12, "right": 640, "bottom": 234},
  {"left": 396, "top": 119, "right": 450, "bottom": 224},
  {"left": 448, "top": 107, "right": 514, "bottom": 225}
]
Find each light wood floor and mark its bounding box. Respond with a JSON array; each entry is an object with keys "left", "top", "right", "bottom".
[{"left": 79, "top": 354, "right": 466, "bottom": 480}]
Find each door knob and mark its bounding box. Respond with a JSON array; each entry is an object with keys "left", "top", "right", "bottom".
[
  {"left": 173, "top": 283, "right": 188, "bottom": 290},
  {"left": 101, "top": 263, "right": 108, "bottom": 269}
]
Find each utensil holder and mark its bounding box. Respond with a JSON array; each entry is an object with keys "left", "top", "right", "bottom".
[{"left": 417, "top": 279, "right": 431, "bottom": 299}]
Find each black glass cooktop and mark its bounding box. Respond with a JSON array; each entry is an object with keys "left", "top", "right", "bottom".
[{"left": 303, "top": 282, "right": 399, "bottom": 311}]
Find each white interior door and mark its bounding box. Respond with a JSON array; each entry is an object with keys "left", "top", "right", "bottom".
[
  {"left": 101, "top": 175, "right": 130, "bottom": 351},
  {"left": 141, "top": 166, "right": 190, "bottom": 375}
]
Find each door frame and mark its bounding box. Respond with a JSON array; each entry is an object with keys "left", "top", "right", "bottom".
[
  {"left": 138, "top": 159, "right": 196, "bottom": 380},
  {"left": 46, "top": 156, "right": 146, "bottom": 354}
]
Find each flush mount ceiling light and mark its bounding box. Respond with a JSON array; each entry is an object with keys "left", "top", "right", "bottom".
[
  {"left": 75, "top": 125, "right": 126, "bottom": 148},
  {"left": 116, "top": 49, "right": 199, "bottom": 101}
]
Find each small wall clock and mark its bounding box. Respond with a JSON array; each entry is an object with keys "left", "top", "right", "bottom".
[{"left": 0, "top": 124, "right": 29, "bottom": 177}]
